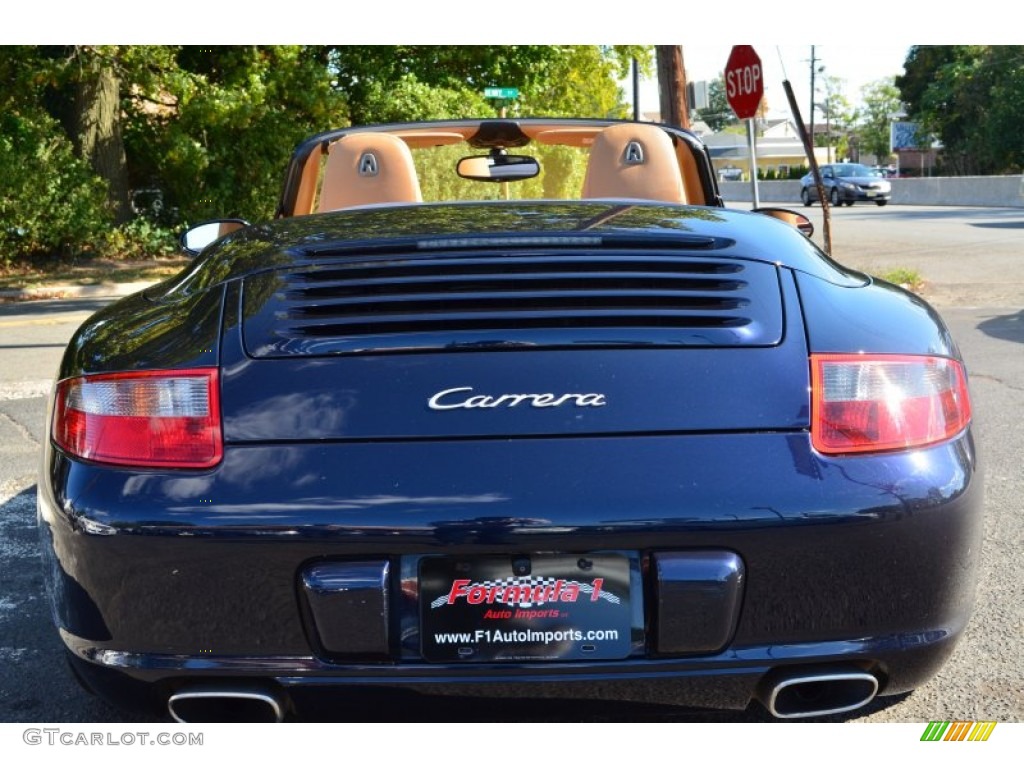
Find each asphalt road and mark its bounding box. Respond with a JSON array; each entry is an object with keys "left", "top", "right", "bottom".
[{"left": 1, "top": 205, "right": 1021, "bottom": 722}]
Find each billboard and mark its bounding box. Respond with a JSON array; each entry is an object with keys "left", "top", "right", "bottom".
[{"left": 891, "top": 122, "right": 940, "bottom": 152}]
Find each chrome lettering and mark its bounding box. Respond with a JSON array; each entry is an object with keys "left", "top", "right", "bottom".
[{"left": 428, "top": 387, "right": 606, "bottom": 411}]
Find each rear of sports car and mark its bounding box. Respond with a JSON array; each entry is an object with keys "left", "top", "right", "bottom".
[{"left": 38, "top": 203, "right": 982, "bottom": 721}]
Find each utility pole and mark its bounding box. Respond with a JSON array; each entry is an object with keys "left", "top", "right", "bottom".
[
  {"left": 656, "top": 46, "right": 690, "bottom": 129},
  {"left": 632, "top": 57, "right": 640, "bottom": 121},
  {"left": 809, "top": 46, "right": 817, "bottom": 159}
]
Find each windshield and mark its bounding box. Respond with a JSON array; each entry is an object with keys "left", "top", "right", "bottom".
[{"left": 834, "top": 164, "right": 874, "bottom": 178}]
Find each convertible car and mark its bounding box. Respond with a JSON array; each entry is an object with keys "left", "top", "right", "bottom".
[{"left": 39, "top": 118, "right": 981, "bottom": 722}]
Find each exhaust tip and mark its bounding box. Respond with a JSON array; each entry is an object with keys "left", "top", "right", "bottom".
[
  {"left": 168, "top": 687, "right": 285, "bottom": 723},
  {"left": 763, "top": 670, "right": 879, "bottom": 719}
]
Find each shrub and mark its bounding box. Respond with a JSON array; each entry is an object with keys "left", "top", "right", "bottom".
[
  {"left": 0, "top": 111, "right": 112, "bottom": 264},
  {"left": 97, "top": 218, "right": 180, "bottom": 261}
]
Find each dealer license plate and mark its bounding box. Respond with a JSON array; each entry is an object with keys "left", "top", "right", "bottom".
[{"left": 420, "top": 554, "right": 632, "bottom": 662}]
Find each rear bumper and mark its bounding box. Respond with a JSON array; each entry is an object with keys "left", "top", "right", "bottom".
[
  {"left": 39, "top": 430, "right": 982, "bottom": 711},
  {"left": 61, "top": 628, "right": 962, "bottom": 714},
  {"left": 843, "top": 188, "right": 891, "bottom": 203}
]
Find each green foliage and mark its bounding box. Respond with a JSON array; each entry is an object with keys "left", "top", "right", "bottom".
[
  {"left": 0, "top": 110, "right": 111, "bottom": 264},
  {"left": 897, "top": 45, "right": 1024, "bottom": 174},
  {"left": 856, "top": 78, "right": 901, "bottom": 163},
  {"left": 0, "top": 45, "right": 654, "bottom": 264},
  {"left": 521, "top": 46, "right": 637, "bottom": 118},
  {"left": 360, "top": 75, "right": 491, "bottom": 123},
  {"left": 875, "top": 268, "right": 923, "bottom": 291},
  {"left": 412, "top": 144, "right": 589, "bottom": 201},
  {"left": 331, "top": 46, "right": 647, "bottom": 123},
  {"left": 813, "top": 76, "right": 854, "bottom": 160},
  {"left": 757, "top": 166, "right": 808, "bottom": 181},
  {"left": 696, "top": 75, "right": 734, "bottom": 131},
  {"left": 97, "top": 218, "right": 179, "bottom": 260},
  {"left": 125, "top": 46, "right": 347, "bottom": 223}
]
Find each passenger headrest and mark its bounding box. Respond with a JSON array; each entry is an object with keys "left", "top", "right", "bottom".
[{"left": 582, "top": 124, "right": 687, "bottom": 204}]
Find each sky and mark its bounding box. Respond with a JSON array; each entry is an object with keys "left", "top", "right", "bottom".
[
  {"left": 629, "top": 44, "right": 913, "bottom": 122},
  {"left": 14, "top": 2, "right": 1006, "bottom": 47}
]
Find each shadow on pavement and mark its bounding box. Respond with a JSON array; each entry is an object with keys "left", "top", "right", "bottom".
[
  {"left": 0, "top": 343, "right": 69, "bottom": 349},
  {"left": 0, "top": 297, "right": 113, "bottom": 317},
  {"left": 978, "top": 310, "right": 1024, "bottom": 344},
  {"left": 970, "top": 220, "right": 1024, "bottom": 229}
]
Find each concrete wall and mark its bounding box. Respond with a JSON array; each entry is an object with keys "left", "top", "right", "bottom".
[{"left": 720, "top": 176, "right": 1024, "bottom": 208}]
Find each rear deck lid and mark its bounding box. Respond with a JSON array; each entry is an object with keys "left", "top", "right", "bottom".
[
  {"left": 241, "top": 248, "right": 784, "bottom": 356},
  {"left": 222, "top": 246, "right": 809, "bottom": 441}
]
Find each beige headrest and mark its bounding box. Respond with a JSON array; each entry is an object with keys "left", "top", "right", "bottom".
[
  {"left": 318, "top": 133, "right": 423, "bottom": 211},
  {"left": 581, "top": 124, "right": 687, "bottom": 203}
]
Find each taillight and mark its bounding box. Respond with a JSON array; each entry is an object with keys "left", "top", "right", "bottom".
[
  {"left": 811, "top": 354, "right": 971, "bottom": 455},
  {"left": 52, "top": 369, "right": 222, "bottom": 468}
]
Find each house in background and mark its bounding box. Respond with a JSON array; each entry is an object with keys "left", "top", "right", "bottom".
[
  {"left": 701, "top": 119, "right": 826, "bottom": 181},
  {"left": 639, "top": 114, "right": 826, "bottom": 182}
]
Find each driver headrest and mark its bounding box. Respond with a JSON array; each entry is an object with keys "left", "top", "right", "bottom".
[{"left": 318, "top": 132, "right": 423, "bottom": 211}]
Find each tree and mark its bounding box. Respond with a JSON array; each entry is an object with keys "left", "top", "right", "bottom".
[
  {"left": 0, "top": 45, "right": 656, "bottom": 261},
  {"left": 26, "top": 46, "right": 139, "bottom": 223},
  {"left": 895, "top": 46, "right": 959, "bottom": 115},
  {"left": 811, "top": 75, "right": 854, "bottom": 161},
  {"left": 896, "top": 45, "right": 1024, "bottom": 174},
  {"left": 0, "top": 47, "right": 112, "bottom": 260},
  {"left": 696, "top": 76, "right": 733, "bottom": 131},
  {"left": 855, "top": 78, "right": 901, "bottom": 163},
  {"left": 525, "top": 46, "right": 646, "bottom": 118},
  {"left": 127, "top": 46, "right": 347, "bottom": 221},
  {"left": 981, "top": 47, "right": 1024, "bottom": 173},
  {"left": 329, "top": 46, "right": 647, "bottom": 124},
  {"left": 74, "top": 52, "right": 131, "bottom": 222}
]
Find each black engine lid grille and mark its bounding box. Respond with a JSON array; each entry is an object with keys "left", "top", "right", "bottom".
[{"left": 241, "top": 250, "right": 784, "bottom": 357}]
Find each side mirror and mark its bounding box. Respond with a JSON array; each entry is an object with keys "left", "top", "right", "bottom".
[
  {"left": 753, "top": 208, "right": 815, "bottom": 238},
  {"left": 179, "top": 219, "right": 249, "bottom": 256},
  {"left": 456, "top": 154, "right": 540, "bottom": 182}
]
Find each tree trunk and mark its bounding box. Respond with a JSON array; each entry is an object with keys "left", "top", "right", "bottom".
[
  {"left": 656, "top": 46, "right": 689, "bottom": 129},
  {"left": 74, "top": 62, "right": 131, "bottom": 223}
]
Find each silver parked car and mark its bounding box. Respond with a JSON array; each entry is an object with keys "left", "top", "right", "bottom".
[{"left": 801, "top": 163, "right": 891, "bottom": 207}]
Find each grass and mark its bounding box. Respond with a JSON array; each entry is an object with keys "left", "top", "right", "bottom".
[{"left": 875, "top": 267, "right": 924, "bottom": 292}]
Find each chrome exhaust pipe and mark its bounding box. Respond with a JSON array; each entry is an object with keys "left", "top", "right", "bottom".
[
  {"left": 761, "top": 669, "right": 879, "bottom": 719},
  {"left": 168, "top": 685, "right": 285, "bottom": 723}
]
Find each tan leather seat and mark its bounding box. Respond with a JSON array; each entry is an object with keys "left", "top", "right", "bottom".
[
  {"left": 581, "top": 124, "right": 687, "bottom": 203},
  {"left": 317, "top": 133, "right": 422, "bottom": 211}
]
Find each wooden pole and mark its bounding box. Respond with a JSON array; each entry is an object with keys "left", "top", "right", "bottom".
[{"left": 656, "top": 46, "right": 690, "bottom": 129}]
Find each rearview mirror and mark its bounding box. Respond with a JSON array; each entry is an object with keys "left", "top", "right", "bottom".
[
  {"left": 753, "top": 208, "right": 814, "bottom": 238},
  {"left": 456, "top": 154, "right": 540, "bottom": 182},
  {"left": 180, "top": 219, "right": 249, "bottom": 256}
]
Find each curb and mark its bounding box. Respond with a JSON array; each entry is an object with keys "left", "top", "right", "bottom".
[{"left": 0, "top": 281, "right": 158, "bottom": 302}]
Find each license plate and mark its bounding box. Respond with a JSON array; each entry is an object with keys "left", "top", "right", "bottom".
[
  {"left": 420, "top": 554, "right": 632, "bottom": 662},
  {"left": 867, "top": 190, "right": 878, "bottom": 197}
]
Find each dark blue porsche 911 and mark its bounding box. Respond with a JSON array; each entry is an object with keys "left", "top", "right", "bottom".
[{"left": 38, "top": 118, "right": 981, "bottom": 722}]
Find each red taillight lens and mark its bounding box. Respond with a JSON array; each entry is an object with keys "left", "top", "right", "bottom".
[
  {"left": 53, "top": 369, "right": 222, "bottom": 468},
  {"left": 811, "top": 354, "right": 972, "bottom": 455}
]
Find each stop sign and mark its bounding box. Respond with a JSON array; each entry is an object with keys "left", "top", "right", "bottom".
[{"left": 724, "top": 46, "right": 763, "bottom": 120}]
